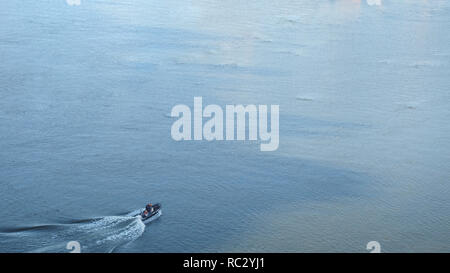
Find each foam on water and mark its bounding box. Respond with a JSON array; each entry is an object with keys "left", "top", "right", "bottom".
[{"left": 0, "top": 211, "right": 148, "bottom": 253}]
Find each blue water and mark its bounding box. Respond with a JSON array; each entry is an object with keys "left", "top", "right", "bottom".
[{"left": 0, "top": 0, "right": 449, "bottom": 252}]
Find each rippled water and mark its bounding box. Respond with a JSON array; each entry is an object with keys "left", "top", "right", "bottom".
[{"left": 0, "top": 0, "right": 449, "bottom": 252}]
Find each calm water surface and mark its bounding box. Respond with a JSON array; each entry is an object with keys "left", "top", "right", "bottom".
[{"left": 0, "top": 0, "right": 449, "bottom": 252}]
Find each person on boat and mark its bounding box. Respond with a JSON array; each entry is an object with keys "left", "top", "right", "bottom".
[{"left": 146, "top": 203, "right": 153, "bottom": 213}]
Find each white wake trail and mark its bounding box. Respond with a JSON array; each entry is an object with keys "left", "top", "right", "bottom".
[{"left": 0, "top": 212, "right": 147, "bottom": 253}]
